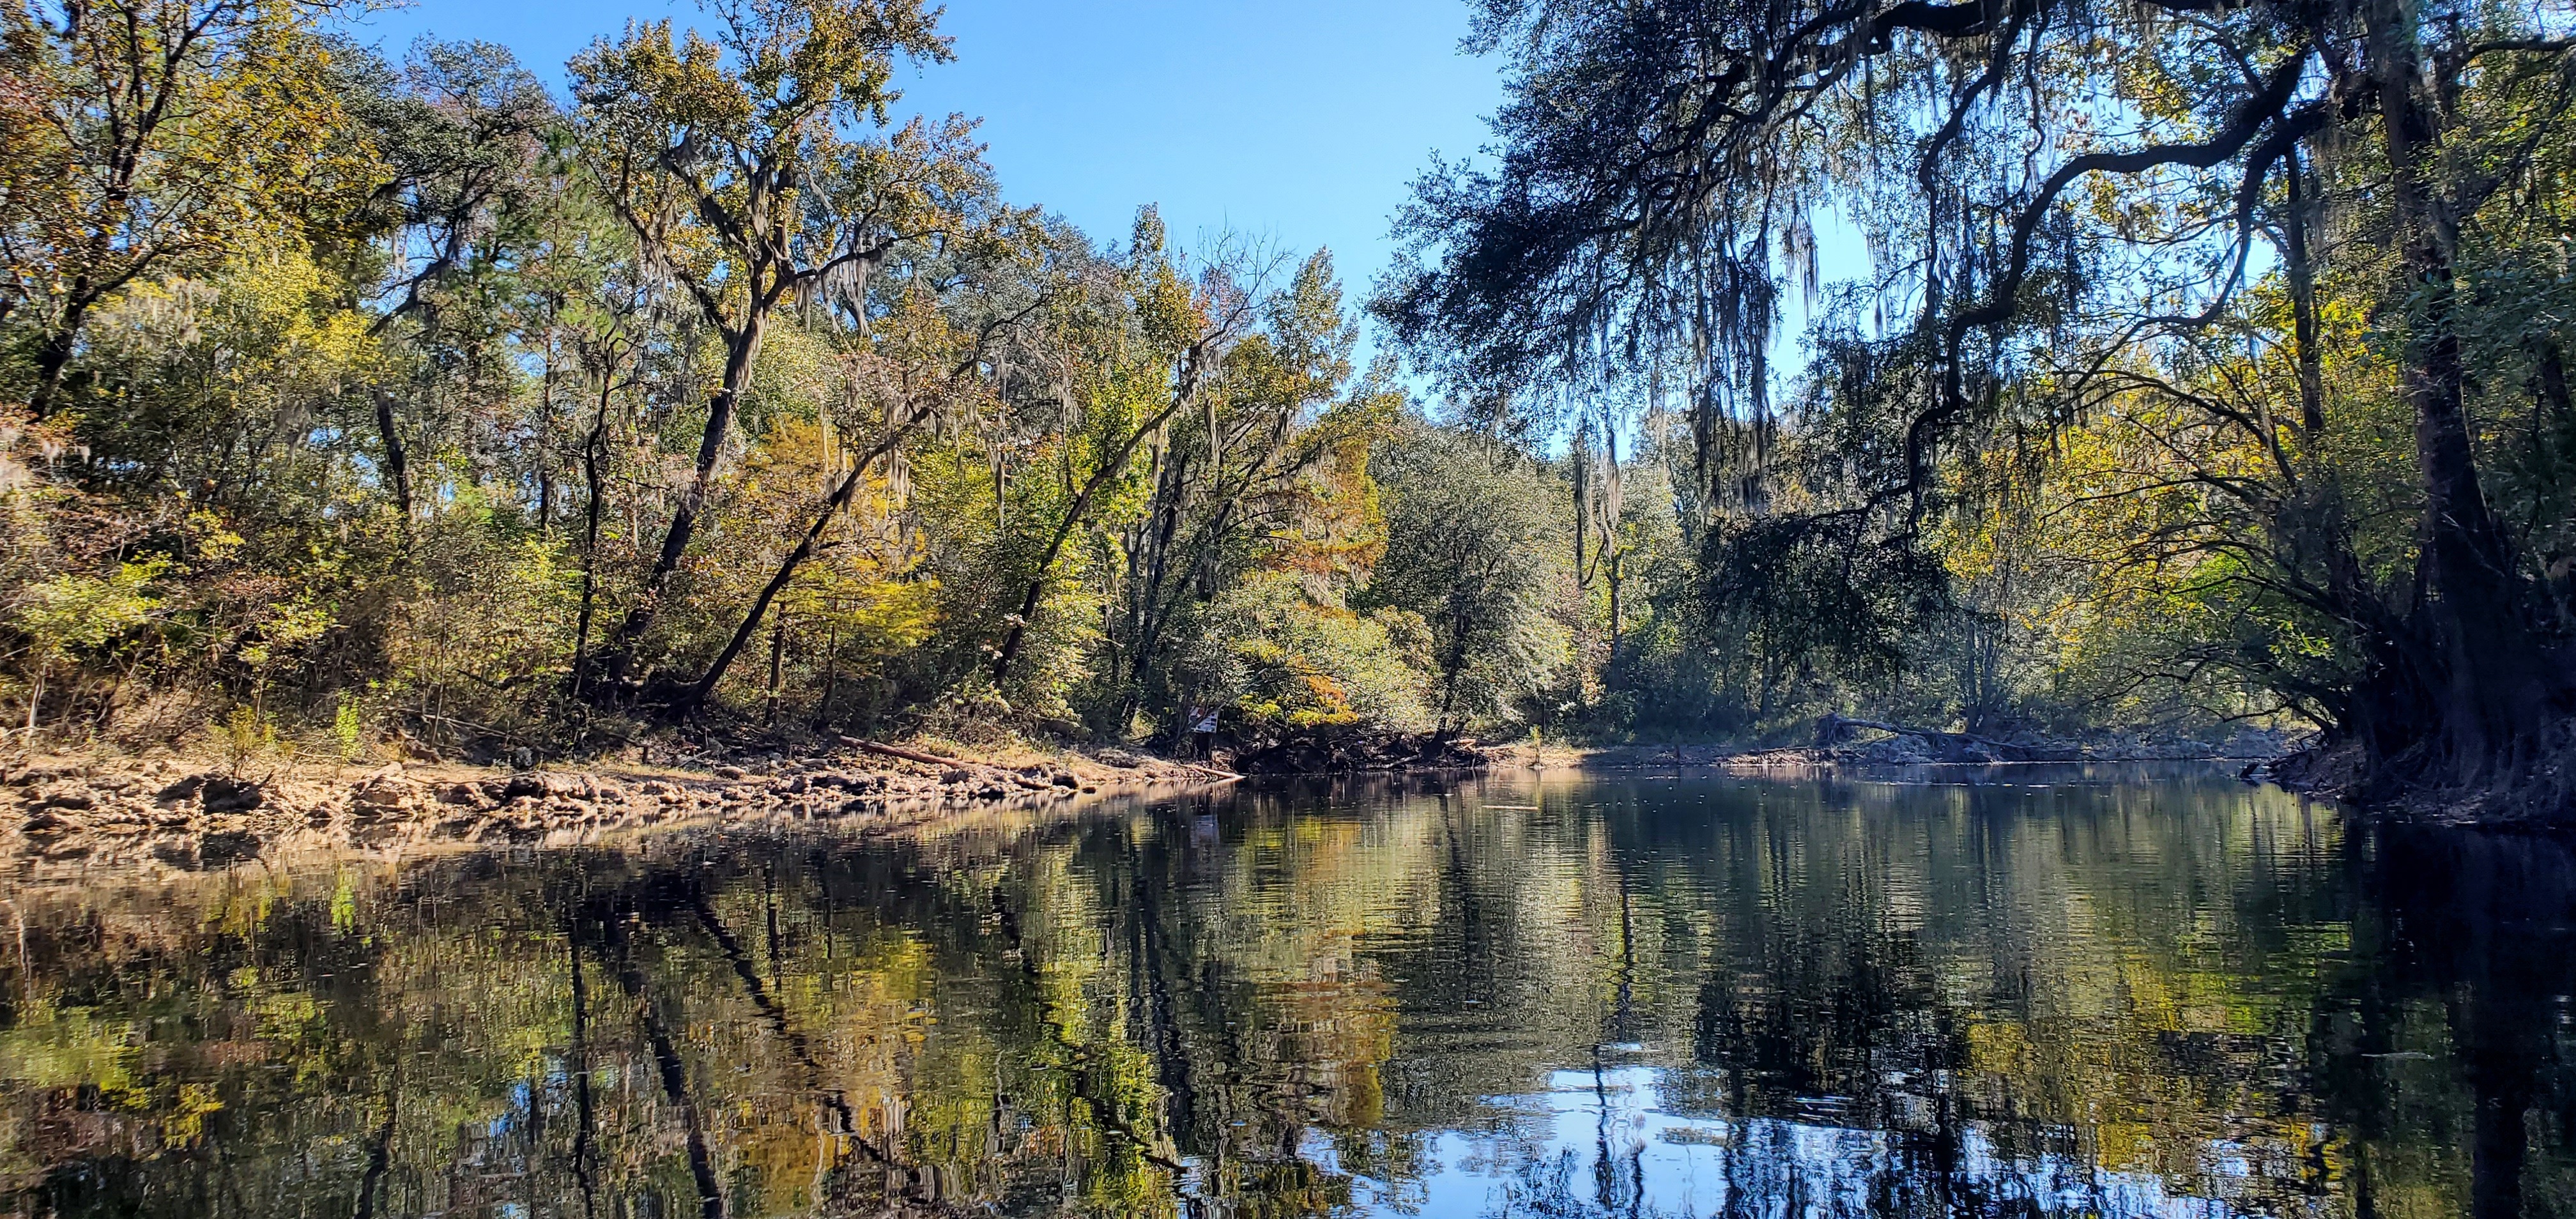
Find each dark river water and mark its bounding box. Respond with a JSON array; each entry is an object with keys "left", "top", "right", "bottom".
[{"left": 3, "top": 767, "right": 2573, "bottom": 1218}]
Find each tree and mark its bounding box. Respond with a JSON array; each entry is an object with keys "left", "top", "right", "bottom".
[
  {"left": 1381, "top": 0, "right": 2576, "bottom": 808},
  {"left": 0, "top": 0, "right": 366, "bottom": 417},
  {"left": 349, "top": 38, "right": 556, "bottom": 535},
  {"left": 1360, "top": 421, "right": 1569, "bottom": 733},
  {"left": 983, "top": 210, "right": 1264, "bottom": 690},
  {"left": 568, "top": 0, "right": 984, "bottom": 697},
  {"left": 1100, "top": 249, "right": 1390, "bottom": 730}
]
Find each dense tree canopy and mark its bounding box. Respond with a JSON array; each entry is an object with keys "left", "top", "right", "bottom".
[
  {"left": 0, "top": 0, "right": 1576, "bottom": 763},
  {"left": 2, "top": 0, "right": 2569, "bottom": 813},
  {"left": 1379, "top": 0, "right": 2576, "bottom": 809}
]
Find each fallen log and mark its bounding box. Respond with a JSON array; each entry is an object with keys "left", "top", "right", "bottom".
[
  {"left": 1816, "top": 714, "right": 2041, "bottom": 760},
  {"left": 836, "top": 738, "right": 1052, "bottom": 790},
  {"left": 1822, "top": 716, "right": 2017, "bottom": 750}
]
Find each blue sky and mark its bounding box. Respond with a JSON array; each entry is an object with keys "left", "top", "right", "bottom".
[{"left": 352, "top": 0, "right": 1508, "bottom": 328}]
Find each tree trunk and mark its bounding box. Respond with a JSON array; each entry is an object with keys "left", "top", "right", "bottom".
[
  {"left": 992, "top": 360, "right": 1203, "bottom": 686},
  {"left": 813, "top": 622, "right": 840, "bottom": 732},
  {"left": 763, "top": 610, "right": 786, "bottom": 727},
  {"left": 2283, "top": 150, "right": 2327, "bottom": 437},
  {"left": 26, "top": 293, "right": 91, "bottom": 420},
  {"left": 537, "top": 337, "right": 557, "bottom": 536},
  {"left": 1607, "top": 548, "right": 1622, "bottom": 668},
  {"left": 374, "top": 390, "right": 415, "bottom": 542},
  {"left": 1604, "top": 422, "right": 1623, "bottom": 666},
  {"left": 598, "top": 314, "right": 767, "bottom": 692},
  {"left": 1572, "top": 422, "right": 1590, "bottom": 588},
  {"left": 1435, "top": 629, "right": 1469, "bottom": 740},
  {"left": 570, "top": 388, "right": 612, "bottom": 702},
  {"left": 2367, "top": 0, "right": 2563, "bottom": 787}
]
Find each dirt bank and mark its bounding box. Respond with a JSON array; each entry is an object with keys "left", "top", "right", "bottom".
[{"left": 1, "top": 740, "right": 1218, "bottom": 875}]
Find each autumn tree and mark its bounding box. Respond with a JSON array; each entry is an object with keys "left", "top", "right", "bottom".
[
  {"left": 982, "top": 210, "right": 1266, "bottom": 691},
  {"left": 568, "top": 0, "right": 988, "bottom": 698},
  {"left": 0, "top": 0, "right": 367, "bottom": 417}
]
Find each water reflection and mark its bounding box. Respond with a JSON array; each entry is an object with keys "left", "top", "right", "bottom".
[{"left": 1, "top": 769, "right": 2570, "bottom": 1216}]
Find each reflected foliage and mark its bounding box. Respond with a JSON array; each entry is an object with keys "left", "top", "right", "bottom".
[{"left": 3, "top": 776, "right": 2573, "bottom": 1216}]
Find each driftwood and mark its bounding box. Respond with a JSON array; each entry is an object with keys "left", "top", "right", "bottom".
[
  {"left": 1816, "top": 714, "right": 2040, "bottom": 760},
  {"left": 1820, "top": 715, "right": 2012, "bottom": 747},
  {"left": 836, "top": 737, "right": 1052, "bottom": 790},
  {"left": 839, "top": 735, "right": 1243, "bottom": 786}
]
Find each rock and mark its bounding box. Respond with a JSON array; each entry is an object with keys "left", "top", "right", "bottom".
[
  {"left": 351, "top": 773, "right": 425, "bottom": 819},
  {"left": 199, "top": 776, "right": 264, "bottom": 813},
  {"left": 502, "top": 772, "right": 585, "bottom": 802},
  {"left": 6, "top": 765, "right": 79, "bottom": 788},
  {"left": 713, "top": 764, "right": 747, "bottom": 781},
  {"left": 1050, "top": 772, "right": 1080, "bottom": 788}
]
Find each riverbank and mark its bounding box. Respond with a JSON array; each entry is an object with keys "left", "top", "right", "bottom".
[
  {"left": 1498, "top": 724, "right": 2299, "bottom": 772},
  {"left": 0, "top": 737, "right": 1223, "bottom": 875},
  {"left": 4, "top": 723, "right": 2309, "bottom": 877},
  {"left": 2250, "top": 735, "right": 2576, "bottom": 825}
]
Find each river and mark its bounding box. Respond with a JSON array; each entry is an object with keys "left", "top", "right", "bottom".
[{"left": 1, "top": 765, "right": 2568, "bottom": 1217}]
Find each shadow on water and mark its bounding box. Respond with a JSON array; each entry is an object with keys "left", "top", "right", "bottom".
[{"left": 2, "top": 770, "right": 2573, "bottom": 1216}]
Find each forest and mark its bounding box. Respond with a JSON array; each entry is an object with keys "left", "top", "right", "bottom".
[{"left": 2, "top": 0, "right": 2573, "bottom": 815}]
